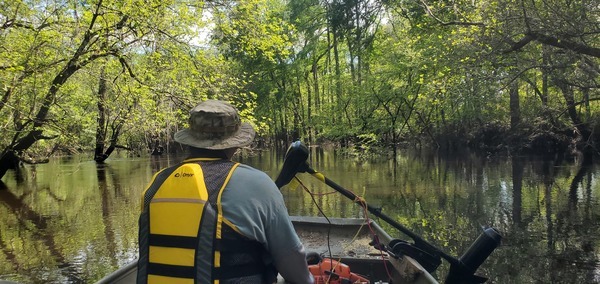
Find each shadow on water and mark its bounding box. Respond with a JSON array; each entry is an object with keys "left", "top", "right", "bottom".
[
  {"left": 0, "top": 180, "right": 19, "bottom": 273},
  {"left": 554, "top": 162, "right": 598, "bottom": 281},
  {"left": 519, "top": 157, "right": 599, "bottom": 282},
  {"left": 0, "top": 180, "right": 84, "bottom": 283},
  {"left": 381, "top": 149, "right": 600, "bottom": 283},
  {"left": 96, "top": 164, "right": 118, "bottom": 269}
]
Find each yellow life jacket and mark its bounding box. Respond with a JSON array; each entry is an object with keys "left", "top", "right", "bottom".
[{"left": 137, "top": 159, "right": 267, "bottom": 284}]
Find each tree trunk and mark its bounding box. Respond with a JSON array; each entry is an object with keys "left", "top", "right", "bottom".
[
  {"left": 583, "top": 88, "right": 590, "bottom": 119},
  {"left": 0, "top": 151, "right": 21, "bottom": 179},
  {"left": 333, "top": 28, "right": 342, "bottom": 125},
  {"left": 541, "top": 46, "right": 549, "bottom": 106},
  {"left": 94, "top": 67, "right": 109, "bottom": 163},
  {"left": 556, "top": 80, "right": 593, "bottom": 163},
  {"left": 509, "top": 80, "right": 520, "bottom": 130}
]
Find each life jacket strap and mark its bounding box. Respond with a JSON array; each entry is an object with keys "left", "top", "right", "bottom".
[
  {"left": 213, "top": 261, "right": 266, "bottom": 280},
  {"left": 147, "top": 262, "right": 266, "bottom": 281},
  {"left": 149, "top": 234, "right": 196, "bottom": 249},
  {"left": 214, "top": 238, "right": 264, "bottom": 252},
  {"left": 148, "top": 263, "right": 194, "bottom": 279}
]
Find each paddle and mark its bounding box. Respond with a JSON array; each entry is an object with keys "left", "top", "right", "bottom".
[{"left": 275, "top": 141, "right": 502, "bottom": 283}]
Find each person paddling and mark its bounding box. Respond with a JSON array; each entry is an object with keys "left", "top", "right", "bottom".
[{"left": 137, "top": 99, "right": 314, "bottom": 284}]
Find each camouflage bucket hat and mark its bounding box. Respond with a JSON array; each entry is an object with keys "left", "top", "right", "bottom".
[{"left": 174, "top": 100, "right": 256, "bottom": 150}]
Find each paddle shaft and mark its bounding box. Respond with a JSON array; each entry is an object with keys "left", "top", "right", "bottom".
[
  {"left": 314, "top": 171, "right": 459, "bottom": 265},
  {"left": 276, "top": 141, "right": 495, "bottom": 279}
]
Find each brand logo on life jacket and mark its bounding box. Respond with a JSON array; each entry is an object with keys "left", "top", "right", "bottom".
[{"left": 174, "top": 172, "right": 194, "bottom": 177}]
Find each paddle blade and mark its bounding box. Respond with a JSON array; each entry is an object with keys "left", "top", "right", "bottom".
[{"left": 275, "top": 141, "right": 310, "bottom": 188}]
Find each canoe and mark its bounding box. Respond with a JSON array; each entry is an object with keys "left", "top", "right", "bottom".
[{"left": 96, "top": 216, "right": 438, "bottom": 284}]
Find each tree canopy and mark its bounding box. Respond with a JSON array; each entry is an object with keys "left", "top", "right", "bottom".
[{"left": 1, "top": 0, "right": 599, "bottom": 178}]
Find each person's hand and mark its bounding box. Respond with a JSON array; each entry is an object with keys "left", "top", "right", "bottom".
[{"left": 305, "top": 251, "right": 321, "bottom": 265}]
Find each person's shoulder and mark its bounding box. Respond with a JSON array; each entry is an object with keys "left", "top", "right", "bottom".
[
  {"left": 231, "top": 163, "right": 278, "bottom": 186},
  {"left": 233, "top": 163, "right": 269, "bottom": 176}
]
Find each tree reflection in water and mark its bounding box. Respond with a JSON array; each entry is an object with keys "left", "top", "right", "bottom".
[{"left": 0, "top": 149, "right": 598, "bottom": 283}]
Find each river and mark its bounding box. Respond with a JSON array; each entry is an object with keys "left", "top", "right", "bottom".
[{"left": 0, "top": 146, "right": 599, "bottom": 283}]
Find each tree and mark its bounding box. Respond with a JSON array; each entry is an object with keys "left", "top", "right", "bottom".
[
  {"left": 212, "top": 0, "right": 296, "bottom": 142},
  {"left": 0, "top": 0, "right": 205, "bottom": 178}
]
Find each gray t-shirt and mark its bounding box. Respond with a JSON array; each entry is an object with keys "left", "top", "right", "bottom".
[{"left": 221, "top": 163, "right": 314, "bottom": 284}]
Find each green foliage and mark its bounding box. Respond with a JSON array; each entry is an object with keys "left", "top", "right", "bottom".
[
  {"left": 213, "top": 0, "right": 294, "bottom": 65},
  {"left": 1, "top": 0, "right": 599, "bottom": 170}
]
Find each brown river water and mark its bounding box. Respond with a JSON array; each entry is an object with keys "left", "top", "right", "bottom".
[{"left": 0, "top": 147, "right": 599, "bottom": 283}]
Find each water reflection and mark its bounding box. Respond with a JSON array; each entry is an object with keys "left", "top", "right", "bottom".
[
  {"left": 0, "top": 149, "right": 599, "bottom": 283},
  {"left": 96, "top": 164, "right": 119, "bottom": 271},
  {"left": 0, "top": 171, "right": 84, "bottom": 283}
]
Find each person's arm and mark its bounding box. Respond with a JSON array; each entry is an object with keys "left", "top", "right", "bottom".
[
  {"left": 222, "top": 165, "right": 314, "bottom": 284},
  {"left": 263, "top": 196, "right": 314, "bottom": 284}
]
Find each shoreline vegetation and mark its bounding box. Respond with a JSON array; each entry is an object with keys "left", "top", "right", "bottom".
[
  {"left": 4, "top": 118, "right": 593, "bottom": 165},
  {"left": 1, "top": 1, "right": 598, "bottom": 179}
]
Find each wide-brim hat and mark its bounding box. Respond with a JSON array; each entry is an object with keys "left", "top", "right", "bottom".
[{"left": 174, "top": 100, "right": 256, "bottom": 150}]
